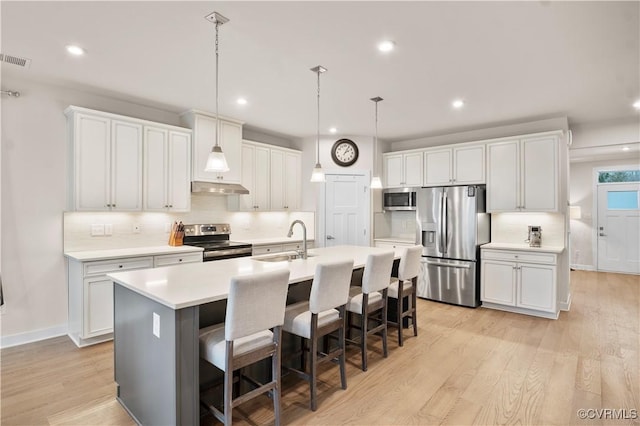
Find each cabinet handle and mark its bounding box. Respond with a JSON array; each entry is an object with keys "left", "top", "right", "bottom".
[
  {"left": 164, "top": 205, "right": 168, "bottom": 208},
  {"left": 169, "top": 205, "right": 173, "bottom": 208},
  {"left": 119, "top": 265, "right": 123, "bottom": 268},
  {"left": 178, "top": 259, "right": 183, "bottom": 262}
]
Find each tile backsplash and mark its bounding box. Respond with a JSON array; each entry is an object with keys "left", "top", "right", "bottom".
[
  {"left": 490, "top": 212, "right": 566, "bottom": 247},
  {"left": 64, "top": 194, "right": 315, "bottom": 251},
  {"left": 374, "top": 210, "right": 418, "bottom": 240}
]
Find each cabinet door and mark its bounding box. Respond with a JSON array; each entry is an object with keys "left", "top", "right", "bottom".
[
  {"left": 111, "top": 120, "right": 143, "bottom": 211},
  {"left": 384, "top": 154, "right": 404, "bottom": 187},
  {"left": 284, "top": 151, "right": 301, "bottom": 210},
  {"left": 454, "top": 145, "right": 485, "bottom": 184},
  {"left": 168, "top": 131, "right": 191, "bottom": 212},
  {"left": 143, "top": 126, "right": 169, "bottom": 211},
  {"left": 487, "top": 140, "right": 519, "bottom": 212},
  {"left": 270, "top": 149, "right": 286, "bottom": 210},
  {"left": 518, "top": 263, "right": 556, "bottom": 312},
  {"left": 75, "top": 113, "right": 111, "bottom": 210},
  {"left": 424, "top": 149, "right": 452, "bottom": 186},
  {"left": 521, "top": 136, "right": 557, "bottom": 211},
  {"left": 83, "top": 276, "right": 114, "bottom": 338},
  {"left": 218, "top": 120, "right": 242, "bottom": 183},
  {"left": 254, "top": 145, "right": 271, "bottom": 210},
  {"left": 237, "top": 143, "right": 256, "bottom": 211},
  {"left": 481, "top": 260, "right": 516, "bottom": 305},
  {"left": 404, "top": 152, "right": 424, "bottom": 186},
  {"left": 191, "top": 114, "right": 218, "bottom": 182}
]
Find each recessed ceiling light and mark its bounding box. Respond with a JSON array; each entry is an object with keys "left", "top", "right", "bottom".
[
  {"left": 236, "top": 97, "right": 247, "bottom": 105},
  {"left": 633, "top": 99, "right": 640, "bottom": 110},
  {"left": 329, "top": 127, "right": 337, "bottom": 134},
  {"left": 452, "top": 99, "right": 465, "bottom": 109},
  {"left": 622, "top": 146, "right": 631, "bottom": 151},
  {"left": 377, "top": 40, "right": 395, "bottom": 53},
  {"left": 66, "top": 45, "right": 85, "bottom": 56}
]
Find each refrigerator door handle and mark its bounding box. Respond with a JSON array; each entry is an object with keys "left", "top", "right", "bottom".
[
  {"left": 442, "top": 191, "right": 448, "bottom": 254},
  {"left": 438, "top": 192, "right": 445, "bottom": 254},
  {"left": 425, "top": 260, "right": 471, "bottom": 269}
]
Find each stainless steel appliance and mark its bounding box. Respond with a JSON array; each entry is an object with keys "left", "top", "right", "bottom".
[
  {"left": 382, "top": 187, "right": 418, "bottom": 211},
  {"left": 417, "top": 185, "right": 489, "bottom": 307},
  {"left": 183, "top": 224, "right": 252, "bottom": 262},
  {"left": 527, "top": 225, "right": 542, "bottom": 247}
]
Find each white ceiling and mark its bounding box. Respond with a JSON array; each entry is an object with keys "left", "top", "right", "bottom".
[{"left": 2, "top": 1, "right": 639, "bottom": 141}]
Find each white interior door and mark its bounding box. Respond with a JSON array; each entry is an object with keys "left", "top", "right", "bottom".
[
  {"left": 324, "top": 174, "right": 368, "bottom": 247},
  {"left": 597, "top": 183, "right": 640, "bottom": 273}
]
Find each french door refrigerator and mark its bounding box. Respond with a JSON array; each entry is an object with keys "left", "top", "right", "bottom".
[{"left": 417, "top": 185, "right": 489, "bottom": 307}]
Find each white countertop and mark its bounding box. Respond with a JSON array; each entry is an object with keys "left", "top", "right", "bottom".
[
  {"left": 108, "top": 245, "right": 402, "bottom": 310},
  {"left": 481, "top": 242, "right": 565, "bottom": 254},
  {"left": 240, "top": 237, "right": 315, "bottom": 246},
  {"left": 374, "top": 237, "right": 417, "bottom": 244},
  {"left": 64, "top": 245, "right": 204, "bottom": 261}
]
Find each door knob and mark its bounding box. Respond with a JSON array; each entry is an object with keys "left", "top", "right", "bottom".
[{"left": 326, "top": 235, "right": 335, "bottom": 240}]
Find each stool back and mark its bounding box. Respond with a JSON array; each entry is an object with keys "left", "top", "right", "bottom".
[
  {"left": 225, "top": 269, "right": 291, "bottom": 341},
  {"left": 399, "top": 245, "right": 422, "bottom": 281},
  {"left": 309, "top": 260, "right": 354, "bottom": 314},
  {"left": 362, "top": 251, "right": 394, "bottom": 294}
]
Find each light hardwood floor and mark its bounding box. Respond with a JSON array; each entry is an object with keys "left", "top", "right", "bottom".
[{"left": 2, "top": 270, "right": 638, "bottom": 425}]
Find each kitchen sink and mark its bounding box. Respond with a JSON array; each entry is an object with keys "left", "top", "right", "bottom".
[{"left": 253, "top": 252, "right": 314, "bottom": 262}]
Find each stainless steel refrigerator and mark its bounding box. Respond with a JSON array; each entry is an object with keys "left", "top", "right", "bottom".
[{"left": 416, "top": 185, "right": 489, "bottom": 307}]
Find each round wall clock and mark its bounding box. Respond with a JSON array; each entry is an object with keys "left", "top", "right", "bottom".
[{"left": 331, "top": 138, "right": 359, "bottom": 167}]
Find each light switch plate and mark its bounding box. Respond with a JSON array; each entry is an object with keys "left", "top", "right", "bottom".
[
  {"left": 153, "top": 312, "right": 160, "bottom": 338},
  {"left": 91, "top": 224, "right": 105, "bottom": 236}
]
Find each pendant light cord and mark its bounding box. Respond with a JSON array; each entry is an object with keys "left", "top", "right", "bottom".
[
  {"left": 374, "top": 100, "right": 378, "bottom": 175},
  {"left": 215, "top": 20, "right": 220, "bottom": 149},
  {"left": 316, "top": 69, "right": 320, "bottom": 165}
]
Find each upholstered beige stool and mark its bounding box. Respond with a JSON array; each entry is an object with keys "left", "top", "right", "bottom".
[
  {"left": 388, "top": 245, "right": 422, "bottom": 346},
  {"left": 282, "top": 259, "right": 354, "bottom": 411},
  {"left": 199, "top": 269, "right": 290, "bottom": 426},
  {"left": 345, "top": 251, "right": 394, "bottom": 371}
]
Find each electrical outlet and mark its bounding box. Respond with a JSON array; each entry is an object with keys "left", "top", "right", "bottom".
[
  {"left": 133, "top": 224, "right": 141, "bottom": 234},
  {"left": 91, "top": 224, "right": 105, "bottom": 236},
  {"left": 153, "top": 312, "right": 160, "bottom": 338},
  {"left": 165, "top": 222, "right": 172, "bottom": 233},
  {"left": 104, "top": 224, "right": 113, "bottom": 236}
]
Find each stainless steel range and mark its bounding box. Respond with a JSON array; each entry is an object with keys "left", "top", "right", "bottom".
[{"left": 183, "top": 224, "right": 252, "bottom": 262}]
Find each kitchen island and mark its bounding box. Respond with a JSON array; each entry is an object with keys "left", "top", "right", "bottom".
[{"left": 108, "top": 245, "right": 401, "bottom": 426}]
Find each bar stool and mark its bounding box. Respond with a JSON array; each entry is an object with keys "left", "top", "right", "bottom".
[
  {"left": 388, "top": 245, "right": 422, "bottom": 346},
  {"left": 282, "top": 259, "right": 354, "bottom": 411},
  {"left": 346, "top": 251, "right": 394, "bottom": 371},
  {"left": 199, "top": 269, "right": 290, "bottom": 426}
]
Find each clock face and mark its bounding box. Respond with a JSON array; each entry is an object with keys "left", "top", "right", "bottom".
[{"left": 331, "top": 139, "right": 359, "bottom": 167}]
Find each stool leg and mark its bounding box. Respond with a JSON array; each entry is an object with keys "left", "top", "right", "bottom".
[
  {"left": 310, "top": 335, "right": 318, "bottom": 411},
  {"left": 224, "top": 342, "right": 233, "bottom": 425},
  {"left": 397, "top": 295, "right": 404, "bottom": 347},
  {"left": 412, "top": 281, "right": 418, "bottom": 337},
  {"left": 273, "top": 329, "right": 282, "bottom": 426},
  {"left": 382, "top": 292, "right": 388, "bottom": 358},
  {"left": 338, "top": 309, "right": 347, "bottom": 389},
  {"left": 361, "top": 297, "right": 368, "bottom": 372},
  {"left": 300, "top": 336, "right": 306, "bottom": 371}
]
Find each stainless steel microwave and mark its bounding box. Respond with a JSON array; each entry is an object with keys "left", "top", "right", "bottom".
[{"left": 382, "top": 188, "right": 418, "bottom": 211}]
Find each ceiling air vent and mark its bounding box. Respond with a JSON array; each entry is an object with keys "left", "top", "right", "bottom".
[{"left": 0, "top": 53, "right": 31, "bottom": 69}]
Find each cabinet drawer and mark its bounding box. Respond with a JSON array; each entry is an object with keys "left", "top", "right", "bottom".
[
  {"left": 282, "top": 242, "right": 314, "bottom": 252},
  {"left": 84, "top": 257, "right": 154, "bottom": 276},
  {"left": 374, "top": 241, "right": 414, "bottom": 249},
  {"left": 252, "top": 245, "right": 283, "bottom": 255},
  {"left": 481, "top": 249, "right": 556, "bottom": 265},
  {"left": 153, "top": 252, "right": 202, "bottom": 267}
]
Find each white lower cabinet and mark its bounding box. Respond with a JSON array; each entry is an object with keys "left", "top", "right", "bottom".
[
  {"left": 68, "top": 251, "right": 201, "bottom": 347},
  {"left": 373, "top": 240, "right": 415, "bottom": 249},
  {"left": 481, "top": 248, "right": 558, "bottom": 318},
  {"left": 252, "top": 241, "right": 314, "bottom": 256}
]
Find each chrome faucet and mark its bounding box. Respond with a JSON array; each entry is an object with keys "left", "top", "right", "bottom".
[{"left": 287, "top": 220, "right": 308, "bottom": 259}]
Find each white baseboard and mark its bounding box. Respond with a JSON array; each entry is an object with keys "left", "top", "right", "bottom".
[
  {"left": 571, "top": 263, "right": 596, "bottom": 271},
  {"left": 1, "top": 324, "right": 68, "bottom": 349},
  {"left": 559, "top": 293, "right": 572, "bottom": 311}
]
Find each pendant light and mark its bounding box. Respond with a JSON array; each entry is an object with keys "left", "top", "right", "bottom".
[
  {"left": 370, "top": 96, "right": 383, "bottom": 189},
  {"left": 204, "top": 12, "right": 230, "bottom": 173},
  {"left": 310, "top": 65, "right": 327, "bottom": 182}
]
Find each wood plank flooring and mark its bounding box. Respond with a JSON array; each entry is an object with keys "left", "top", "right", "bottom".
[{"left": 1, "top": 270, "right": 638, "bottom": 425}]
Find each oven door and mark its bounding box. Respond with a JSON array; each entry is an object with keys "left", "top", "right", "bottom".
[{"left": 203, "top": 248, "right": 253, "bottom": 262}]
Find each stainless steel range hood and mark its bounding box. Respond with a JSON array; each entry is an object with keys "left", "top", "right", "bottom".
[{"left": 191, "top": 181, "right": 249, "bottom": 195}]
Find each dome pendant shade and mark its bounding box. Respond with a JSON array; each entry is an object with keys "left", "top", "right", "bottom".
[
  {"left": 310, "top": 163, "right": 326, "bottom": 182},
  {"left": 370, "top": 176, "right": 383, "bottom": 189}
]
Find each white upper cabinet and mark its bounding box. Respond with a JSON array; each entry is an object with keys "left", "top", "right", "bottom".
[
  {"left": 181, "top": 111, "right": 243, "bottom": 184},
  {"left": 383, "top": 151, "right": 423, "bottom": 188},
  {"left": 66, "top": 106, "right": 191, "bottom": 212},
  {"left": 271, "top": 149, "right": 301, "bottom": 210},
  {"left": 143, "top": 127, "right": 191, "bottom": 212},
  {"left": 487, "top": 134, "right": 558, "bottom": 212},
  {"left": 232, "top": 141, "right": 270, "bottom": 211},
  {"left": 68, "top": 109, "right": 143, "bottom": 211},
  {"left": 424, "top": 144, "right": 485, "bottom": 186}
]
